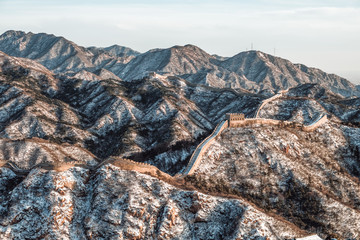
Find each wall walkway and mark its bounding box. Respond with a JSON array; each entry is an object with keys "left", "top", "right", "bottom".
[
  {"left": 2, "top": 107, "right": 328, "bottom": 179},
  {"left": 302, "top": 114, "right": 328, "bottom": 132},
  {"left": 182, "top": 120, "right": 229, "bottom": 175},
  {"left": 182, "top": 114, "right": 327, "bottom": 176},
  {"left": 255, "top": 89, "right": 288, "bottom": 118}
]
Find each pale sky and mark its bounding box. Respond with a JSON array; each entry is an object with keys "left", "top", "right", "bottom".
[{"left": 0, "top": 0, "right": 359, "bottom": 84}]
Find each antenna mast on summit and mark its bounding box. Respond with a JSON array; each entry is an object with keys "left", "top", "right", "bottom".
[{"left": 251, "top": 43, "right": 253, "bottom": 50}]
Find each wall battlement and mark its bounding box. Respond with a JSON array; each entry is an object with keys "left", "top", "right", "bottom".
[
  {"left": 226, "top": 113, "right": 245, "bottom": 127},
  {"left": 226, "top": 113, "right": 245, "bottom": 121}
]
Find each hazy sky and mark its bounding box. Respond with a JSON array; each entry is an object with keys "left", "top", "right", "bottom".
[{"left": 0, "top": 0, "right": 359, "bottom": 83}]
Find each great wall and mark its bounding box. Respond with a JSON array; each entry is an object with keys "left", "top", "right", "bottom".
[
  {"left": 182, "top": 89, "right": 327, "bottom": 176},
  {"left": 1, "top": 113, "right": 328, "bottom": 178},
  {"left": 1, "top": 91, "right": 329, "bottom": 178},
  {"left": 181, "top": 114, "right": 328, "bottom": 176},
  {"left": 1, "top": 154, "right": 159, "bottom": 176},
  {"left": 0, "top": 137, "right": 159, "bottom": 175},
  {"left": 181, "top": 89, "right": 329, "bottom": 177},
  {"left": 182, "top": 119, "right": 229, "bottom": 175},
  {"left": 255, "top": 89, "right": 288, "bottom": 118},
  {"left": 0, "top": 91, "right": 326, "bottom": 240}
]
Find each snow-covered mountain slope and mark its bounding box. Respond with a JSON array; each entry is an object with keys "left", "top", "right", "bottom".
[
  {"left": 66, "top": 68, "right": 121, "bottom": 81},
  {"left": 0, "top": 51, "right": 55, "bottom": 81},
  {"left": 0, "top": 54, "right": 262, "bottom": 174},
  {"left": 220, "top": 51, "right": 359, "bottom": 96},
  {"left": 87, "top": 44, "right": 140, "bottom": 58},
  {"left": 0, "top": 30, "right": 136, "bottom": 76},
  {"left": 282, "top": 84, "right": 360, "bottom": 123},
  {"left": 251, "top": 83, "right": 360, "bottom": 124},
  {"left": 0, "top": 30, "right": 358, "bottom": 97},
  {"left": 0, "top": 163, "right": 314, "bottom": 239},
  {"left": 1, "top": 30, "right": 360, "bottom": 239},
  {"left": 192, "top": 121, "right": 360, "bottom": 238},
  {"left": 258, "top": 97, "right": 330, "bottom": 124},
  {"left": 118, "top": 44, "right": 218, "bottom": 80}
]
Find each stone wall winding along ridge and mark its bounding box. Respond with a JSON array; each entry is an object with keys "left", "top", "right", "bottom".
[
  {"left": 302, "top": 114, "right": 328, "bottom": 132},
  {"left": 182, "top": 120, "right": 229, "bottom": 175},
  {"left": 255, "top": 89, "right": 289, "bottom": 118},
  {"left": 2, "top": 112, "right": 327, "bottom": 178},
  {"left": 182, "top": 114, "right": 328, "bottom": 176}
]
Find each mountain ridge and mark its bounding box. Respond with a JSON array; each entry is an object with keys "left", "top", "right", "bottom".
[
  {"left": 1, "top": 30, "right": 360, "bottom": 239},
  {"left": 0, "top": 30, "right": 358, "bottom": 97}
]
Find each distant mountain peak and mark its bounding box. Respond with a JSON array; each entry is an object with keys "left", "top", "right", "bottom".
[
  {"left": 170, "top": 44, "right": 211, "bottom": 55},
  {"left": 103, "top": 44, "right": 140, "bottom": 57},
  {"left": 2, "top": 30, "right": 28, "bottom": 37},
  {"left": 0, "top": 30, "right": 359, "bottom": 97},
  {"left": 1, "top": 30, "right": 61, "bottom": 41}
]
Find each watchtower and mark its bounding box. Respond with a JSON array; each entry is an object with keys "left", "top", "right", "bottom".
[
  {"left": 226, "top": 113, "right": 245, "bottom": 121},
  {"left": 226, "top": 113, "right": 245, "bottom": 127}
]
